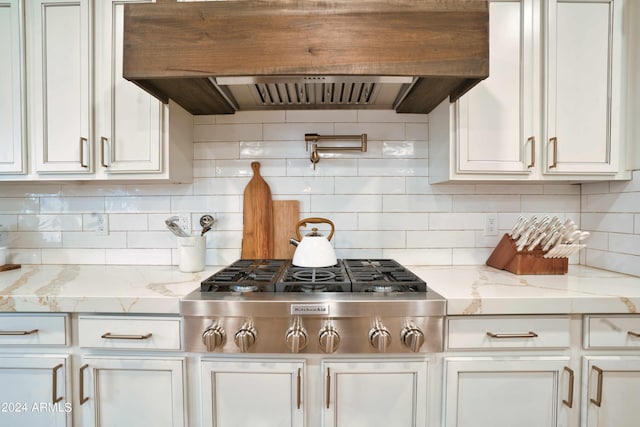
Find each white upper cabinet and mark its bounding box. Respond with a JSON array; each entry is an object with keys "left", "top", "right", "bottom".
[
  {"left": 9, "top": 0, "right": 193, "bottom": 181},
  {"left": 27, "top": 0, "right": 92, "bottom": 174},
  {"left": 94, "top": 0, "right": 163, "bottom": 175},
  {"left": 429, "top": 0, "right": 631, "bottom": 183},
  {"left": 0, "top": 0, "right": 27, "bottom": 174}
]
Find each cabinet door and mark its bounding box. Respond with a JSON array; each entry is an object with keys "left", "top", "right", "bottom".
[
  {"left": 456, "top": 0, "right": 536, "bottom": 175},
  {"left": 443, "top": 357, "right": 572, "bottom": 427},
  {"left": 545, "top": 0, "right": 621, "bottom": 174},
  {"left": 27, "top": 0, "right": 92, "bottom": 174},
  {"left": 322, "top": 359, "right": 428, "bottom": 427},
  {"left": 0, "top": 355, "right": 70, "bottom": 427},
  {"left": 201, "top": 359, "right": 304, "bottom": 427},
  {"left": 94, "top": 0, "right": 163, "bottom": 174},
  {"left": 584, "top": 356, "right": 640, "bottom": 427},
  {"left": 79, "top": 356, "right": 186, "bottom": 427},
  {"left": 0, "top": 0, "right": 26, "bottom": 174}
]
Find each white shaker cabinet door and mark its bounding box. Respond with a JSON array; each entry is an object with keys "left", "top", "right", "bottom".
[
  {"left": 0, "top": 0, "right": 26, "bottom": 174},
  {"left": 545, "top": 0, "right": 621, "bottom": 175},
  {"left": 0, "top": 355, "right": 70, "bottom": 427},
  {"left": 322, "top": 359, "right": 428, "bottom": 427},
  {"left": 443, "top": 357, "right": 572, "bottom": 427},
  {"left": 457, "top": 0, "right": 536, "bottom": 175},
  {"left": 94, "top": 0, "right": 163, "bottom": 174},
  {"left": 583, "top": 356, "right": 640, "bottom": 427},
  {"left": 27, "top": 0, "right": 91, "bottom": 174},
  {"left": 201, "top": 359, "right": 305, "bottom": 427},
  {"left": 79, "top": 356, "right": 186, "bottom": 427}
]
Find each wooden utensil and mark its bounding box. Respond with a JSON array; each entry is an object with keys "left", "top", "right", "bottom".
[
  {"left": 241, "top": 162, "right": 274, "bottom": 259},
  {"left": 0, "top": 264, "right": 21, "bottom": 272},
  {"left": 273, "top": 200, "right": 300, "bottom": 259}
]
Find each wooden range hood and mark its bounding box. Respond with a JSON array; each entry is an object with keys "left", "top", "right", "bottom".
[{"left": 123, "top": 0, "right": 489, "bottom": 115}]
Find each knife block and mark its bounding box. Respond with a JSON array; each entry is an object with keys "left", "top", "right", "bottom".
[{"left": 486, "top": 234, "right": 568, "bottom": 275}]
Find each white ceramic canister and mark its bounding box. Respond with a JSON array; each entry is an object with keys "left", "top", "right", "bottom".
[{"left": 178, "top": 235, "right": 206, "bottom": 272}]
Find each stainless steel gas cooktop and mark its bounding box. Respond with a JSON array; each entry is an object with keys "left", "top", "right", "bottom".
[{"left": 181, "top": 259, "right": 445, "bottom": 354}]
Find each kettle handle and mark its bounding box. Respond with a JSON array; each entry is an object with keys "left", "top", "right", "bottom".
[{"left": 295, "top": 218, "right": 335, "bottom": 241}]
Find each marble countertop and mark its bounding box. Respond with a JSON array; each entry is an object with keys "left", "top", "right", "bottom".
[{"left": 1, "top": 264, "right": 639, "bottom": 315}]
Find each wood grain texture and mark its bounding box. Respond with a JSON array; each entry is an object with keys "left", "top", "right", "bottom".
[
  {"left": 0, "top": 264, "right": 21, "bottom": 272},
  {"left": 122, "top": 0, "right": 489, "bottom": 115},
  {"left": 273, "top": 200, "right": 300, "bottom": 259},
  {"left": 486, "top": 234, "right": 568, "bottom": 275},
  {"left": 241, "top": 162, "right": 274, "bottom": 259}
]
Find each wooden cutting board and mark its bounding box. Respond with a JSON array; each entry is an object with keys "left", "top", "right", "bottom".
[
  {"left": 273, "top": 200, "right": 300, "bottom": 259},
  {"left": 241, "top": 162, "right": 274, "bottom": 259}
]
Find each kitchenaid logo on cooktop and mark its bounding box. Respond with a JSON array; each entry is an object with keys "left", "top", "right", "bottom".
[{"left": 291, "top": 304, "right": 330, "bottom": 315}]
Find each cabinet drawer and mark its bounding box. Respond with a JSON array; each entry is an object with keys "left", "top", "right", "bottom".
[
  {"left": 585, "top": 315, "right": 640, "bottom": 349},
  {"left": 447, "top": 316, "right": 570, "bottom": 350},
  {"left": 0, "top": 313, "right": 68, "bottom": 346},
  {"left": 78, "top": 315, "right": 182, "bottom": 350}
]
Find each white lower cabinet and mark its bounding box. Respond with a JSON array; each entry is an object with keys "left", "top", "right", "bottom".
[
  {"left": 582, "top": 356, "right": 640, "bottom": 427},
  {"left": 78, "top": 356, "right": 186, "bottom": 427},
  {"left": 322, "top": 359, "right": 428, "bottom": 427},
  {"left": 443, "top": 356, "right": 572, "bottom": 427},
  {"left": 0, "top": 355, "right": 71, "bottom": 427},
  {"left": 199, "top": 358, "right": 428, "bottom": 427},
  {"left": 201, "top": 359, "right": 304, "bottom": 427}
]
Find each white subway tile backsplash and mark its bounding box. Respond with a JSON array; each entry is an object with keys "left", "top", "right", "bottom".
[
  {"left": 383, "top": 195, "right": 451, "bottom": 213},
  {"left": 0, "top": 197, "right": 39, "bottom": 214},
  {"left": 194, "top": 123, "right": 262, "bottom": 142},
  {"left": 105, "top": 196, "right": 170, "bottom": 213},
  {"left": 358, "top": 213, "right": 428, "bottom": 231},
  {"left": 63, "top": 232, "right": 127, "bottom": 249},
  {"left": 382, "top": 141, "right": 428, "bottom": 158},
  {"left": 635, "top": 214, "right": 640, "bottom": 234},
  {"left": 311, "top": 195, "right": 382, "bottom": 213},
  {"left": 453, "top": 195, "right": 520, "bottom": 212},
  {"left": 6, "top": 108, "right": 633, "bottom": 274},
  {"left": 19, "top": 214, "right": 82, "bottom": 231},
  {"left": 335, "top": 177, "right": 404, "bottom": 195},
  {"left": 359, "top": 159, "right": 428, "bottom": 176}
]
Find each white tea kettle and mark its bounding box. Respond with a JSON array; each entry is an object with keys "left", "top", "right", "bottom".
[{"left": 289, "top": 218, "right": 337, "bottom": 267}]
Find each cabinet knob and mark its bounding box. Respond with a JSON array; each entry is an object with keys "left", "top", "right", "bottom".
[
  {"left": 318, "top": 324, "right": 340, "bottom": 353},
  {"left": 234, "top": 324, "right": 256, "bottom": 352},
  {"left": 401, "top": 325, "right": 425, "bottom": 352},
  {"left": 369, "top": 323, "right": 391, "bottom": 352},
  {"left": 286, "top": 321, "right": 308, "bottom": 353},
  {"left": 202, "top": 323, "right": 225, "bottom": 352}
]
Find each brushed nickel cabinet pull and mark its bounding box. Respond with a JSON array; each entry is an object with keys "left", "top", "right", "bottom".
[
  {"left": 486, "top": 331, "right": 539, "bottom": 339},
  {"left": 325, "top": 368, "right": 331, "bottom": 409},
  {"left": 296, "top": 368, "right": 302, "bottom": 410},
  {"left": 549, "top": 137, "right": 558, "bottom": 169},
  {"left": 52, "top": 363, "right": 64, "bottom": 404},
  {"left": 628, "top": 331, "right": 640, "bottom": 338},
  {"left": 563, "top": 366, "right": 574, "bottom": 408},
  {"left": 79, "top": 137, "right": 89, "bottom": 168},
  {"left": 79, "top": 364, "right": 89, "bottom": 405},
  {"left": 0, "top": 329, "right": 39, "bottom": 336},
  {"left": 101, "top": 332, "right": 152, "bottom": 340},
  {"left": 527, "top": 136, "right": 535, "bottom": 168},
  {"left": 590, "top": 365, "right": 604, "bottom": 407},
  {"left": 100, "top": 137, "right": 109, "bottom": 168}
]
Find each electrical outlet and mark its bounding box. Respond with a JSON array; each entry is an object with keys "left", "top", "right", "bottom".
[
  {"left": 484, "top": 213, "right": 498, "bottom": 236},
  {"left": 95, "top": 213, "right": 109, "bottom": 236},
  {"left": 177, "top": 213, "right": 191, "bottom": 235}
]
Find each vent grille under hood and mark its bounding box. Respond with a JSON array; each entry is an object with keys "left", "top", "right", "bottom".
[{"left": 123, "top": 1, "right": 489, "bottom": 115}]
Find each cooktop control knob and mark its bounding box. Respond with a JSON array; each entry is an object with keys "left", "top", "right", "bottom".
[
  {"left": 369, "top": 323, "right": 391, "bottom": 352},
  {"left": 285, "top": 322, "right": 308, "bottom": 353},
  {"left": 400, "top": 324, "right": 425, "bottom": 352},
  {"left": 234, "top": 324, "right": 257, "bottom": 352},
  {"left": 318, "top": 324, "right": 340, "bottom": 353},
  {"left": 202, "top": 323, "right": 225, "bottom": 352}
]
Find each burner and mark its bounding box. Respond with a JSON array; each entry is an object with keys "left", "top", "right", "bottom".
[
  {"left": 232, "top": 284, "right": 259, "bottom": 293},
  {"left": 370, "top": 284, "right": 394, "bottom": 293},
  {"left": 301, "top": 284, "right": 327, "bottom": 293},
  {"left": 293, "top": 270, "right": 336, "bottom": 282}
]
